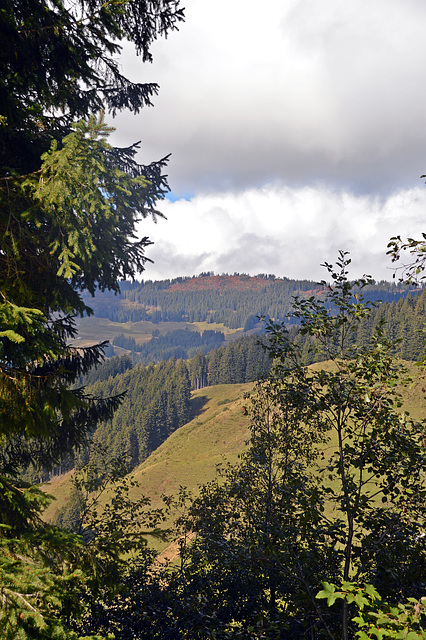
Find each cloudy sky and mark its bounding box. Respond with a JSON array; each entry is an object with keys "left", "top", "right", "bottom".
[{"left": 111, "top": 0, "right": 426, "bottom": 283}]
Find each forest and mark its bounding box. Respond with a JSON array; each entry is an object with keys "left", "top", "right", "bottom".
[
  {"left": 81, "top": 273, "right": 417, "bottom": 328},
  {"left": 0, "top": 1, "right": 426, "bottom": 639},
  {"left": 35, "top": 285, "right": 422, "bottom": 487},
  {"left": 103, "top": 285, "right": 426, "bottom": 367},
  {"left": 112, "top": 328, "right": 226, "bottom": 363}
]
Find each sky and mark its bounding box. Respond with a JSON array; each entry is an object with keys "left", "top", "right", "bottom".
[{"left": 111, "top": 0, "right": 426, "bottom": 283}]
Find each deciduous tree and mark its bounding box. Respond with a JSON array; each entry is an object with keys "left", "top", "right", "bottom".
[{"left": 173, "top": 253, "right": 426, "bottom": 640}]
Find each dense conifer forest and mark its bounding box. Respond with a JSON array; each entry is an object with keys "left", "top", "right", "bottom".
[
  {"left": 113, "top": 327, "right": 226, "bottom": 363},
  {"left": 43, "top": 334, "right": 272, "bottom": 477},
  {"left": 102, "top": 285, "right": 426, "bottom": 365}
]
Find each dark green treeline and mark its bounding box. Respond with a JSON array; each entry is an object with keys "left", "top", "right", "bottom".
[
  {"left": 85, "top": 358, "right": 192, "bottom": 470},
  {"left": 113, "top": 328, "right": 225, "bottom": 363}
]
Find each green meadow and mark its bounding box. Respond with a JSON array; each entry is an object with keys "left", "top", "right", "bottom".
[{"left": 42, "top": 383, "right": 252, "bottom": 534}]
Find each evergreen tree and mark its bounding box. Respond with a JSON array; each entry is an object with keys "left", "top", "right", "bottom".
[
  {"left": 189, "top": 352, "right": 208, "bottom": 389},
  {"left": 208, "top": 347, "right": 222, "bottom": 386},
  {"left": 0, "top": 1, "right": 184, "bottom": 636},
  {"left": 0, "top": 0, "right": 184, "bottom": 474}
]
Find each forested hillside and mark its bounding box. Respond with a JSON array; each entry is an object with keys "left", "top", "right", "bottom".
[
  {"left": 44, "top": 334, "right": 272, "bottom": 477},
  {"left": 87, "top": 359, "right": 191, "bottom": 469},
  {"left": 92, "top": 287, "right": 426, "bottom": 370},
  {"left": 82, "top": 273, "right": 417, "bottom": 328},
  {"left": 113, "top": 327, "right": 226, "bottom": 363},
  {"left": 21, "top": 333, "right": 271, "bottom": 482},
  {"left": 290, "top": 287, "right": 426, "bottom": 363},
  {"left": 2, "top": 0, "right": 426, "bottom": 635},
  {"left": 79, "top": 274, "right": 425, "bottom": 370},
  {"left": 25, "top": 279, "right": 425, "bottom": 486}
]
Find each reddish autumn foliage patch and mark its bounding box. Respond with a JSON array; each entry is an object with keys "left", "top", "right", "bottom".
[{"left": 167, "top": 275, "right": 277, "bottom": 293}]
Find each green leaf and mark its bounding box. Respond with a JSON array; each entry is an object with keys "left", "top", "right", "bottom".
[{"left": 365, "top": 584, "right": 381, "bottom": 601}]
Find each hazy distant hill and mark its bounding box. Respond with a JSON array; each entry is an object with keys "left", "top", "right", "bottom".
[{"left": 75, "top": 274, "right": 425, "bottom": 368}]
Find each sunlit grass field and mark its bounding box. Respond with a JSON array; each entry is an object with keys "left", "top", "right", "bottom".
[{"left": 42, "top": 383, "right": 252, "bottom": 530}]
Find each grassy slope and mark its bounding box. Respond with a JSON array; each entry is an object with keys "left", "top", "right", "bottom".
[
  {"left": 131, "top": 383, "right": 251, "bottom": 503},
  {"left": 308, "top": 359, "right": 425, "bottom": 421},
  {"left": 42, "top": 383, "right": 252, "bottom": 525}
]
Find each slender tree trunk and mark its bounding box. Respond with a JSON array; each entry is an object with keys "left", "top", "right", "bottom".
[{"left": 336, "top": 393, "right": 353, "bottom": 640}]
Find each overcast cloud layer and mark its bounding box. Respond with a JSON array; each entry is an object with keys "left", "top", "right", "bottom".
[{"left": 111, "top": 0, "right": 426, "bottom": 282}]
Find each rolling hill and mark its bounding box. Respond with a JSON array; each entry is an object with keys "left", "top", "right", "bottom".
[{"left": 42, "top": 383, "right": 252, "bottom": 539}]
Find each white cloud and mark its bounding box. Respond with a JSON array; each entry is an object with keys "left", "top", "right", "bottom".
[
  {"left": 108, "top": 1, "right": 426, "bottom": 282},
  {"left": 139, "top": 184, "right": 426, "bottom": 282}
]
